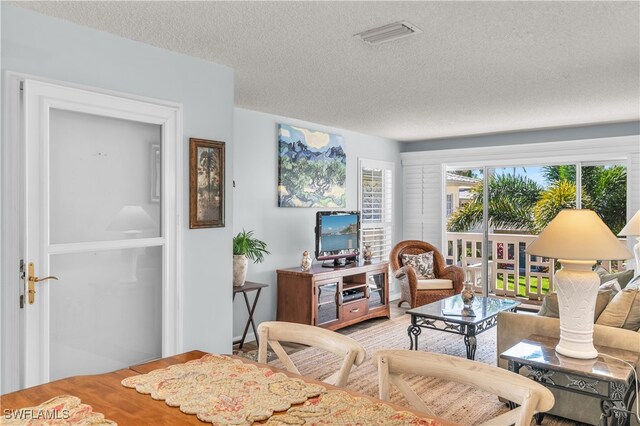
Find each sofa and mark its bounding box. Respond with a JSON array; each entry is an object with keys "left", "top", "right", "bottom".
[{"left": 497, "top": 271, "right": 640, "bottom": 425}]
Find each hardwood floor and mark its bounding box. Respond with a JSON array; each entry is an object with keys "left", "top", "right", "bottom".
[
  {"left": 234, "top": 302, "right": 408, "bottom": 354},
  {"left": 234, "top": 297, "right": 537, "bottom": 354}
]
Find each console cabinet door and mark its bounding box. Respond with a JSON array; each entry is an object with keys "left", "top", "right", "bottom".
[
  {"left": 315, "top": 278, "right": 341, "bottom": 326},
  {"left": 367, "top": 270, "right": 387, "bottom": 310}
]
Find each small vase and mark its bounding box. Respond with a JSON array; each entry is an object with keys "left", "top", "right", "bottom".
[
  {"left": 301, "top": 251, "right": 312, "bottom": 271},
  {"left": 233, "top": 255, "right": 248, "bottom": 287},
  {"left": 461, "top": 282, "right": 475, "bottom": 307}
]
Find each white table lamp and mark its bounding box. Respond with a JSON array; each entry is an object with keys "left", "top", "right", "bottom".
[
  {"left": 526, "top": 209, "right": 631, "bottom": 359},
  {"left": 107, "top": 205, "right": 156, "bottom": 236},
  {"left": 618, "top": 209, "right": 640, "bottom": 271}
]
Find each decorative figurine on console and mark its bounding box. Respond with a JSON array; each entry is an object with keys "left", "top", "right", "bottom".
[
  {"left": 363, "top": 244, "right": 373, "bottom": 263},
  {"left": 301, "top": 250, "right": 312, "bottom": 271},
  {"left": 460, "top": 270, "right": 476, "bottom": 316}
]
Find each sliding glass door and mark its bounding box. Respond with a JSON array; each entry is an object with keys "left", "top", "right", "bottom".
[
  {"left": 444, "top": 161, "right": 627, "bottom": 301},
  {"left": 444, "top": 168, "right": 486, "bottom": 294}
]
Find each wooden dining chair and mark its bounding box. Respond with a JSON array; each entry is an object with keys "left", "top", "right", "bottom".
[
  {"left": 372, "top": 350, "right": 554, "bottom": 426},
  {"left": 257, "top": 321, "right": 366, "bottom": 387}
]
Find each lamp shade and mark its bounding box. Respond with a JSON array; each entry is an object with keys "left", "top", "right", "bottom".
[
  {"left": 107, "top": 205, "right": 156, "bottom": 232},
  {"left": 526, "top": 209, "right": 632, "bottom": 261},
  {"left": 619, "top": 209, "right": 640, "bottom": 237}
]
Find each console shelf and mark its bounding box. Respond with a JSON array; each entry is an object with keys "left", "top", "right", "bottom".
[{"left": 276, "top": 260, "right": 390, "bottom": 330}]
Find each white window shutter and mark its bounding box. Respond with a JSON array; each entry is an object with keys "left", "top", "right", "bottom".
[{"left": 359, "top": 160, "right": 393, "bottom": 261}]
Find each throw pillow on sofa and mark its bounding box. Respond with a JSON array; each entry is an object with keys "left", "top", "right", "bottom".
[
  {"left": 597, "top": 268, "right": 635, "bottom": 289},
  {"left": 538, "top": 289, "right": 612, "bottom": 320},
  {"left": 401, "top": 252, "right": 435, "bottom": 279},
  {"left": 599, "top": 278, "right": 622, "bottom": 298},
  {"left": 596, "top": 287, "right": 640, "bottom": 330},
  {"left": 627, "top": 275, "right": 640, "bottom": 289}
]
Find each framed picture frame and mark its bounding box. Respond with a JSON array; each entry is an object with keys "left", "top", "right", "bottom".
[
  {"left": 189, "top": 138, "right": 225, "bottom": 228},
  {"left": 277, "top": 123, "right": 346, "bottom": 208}
]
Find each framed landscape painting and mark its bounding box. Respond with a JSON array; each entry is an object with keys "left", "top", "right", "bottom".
[
  {"left": 190, "top": 138, "right": 225, "bottom": 228},
  {"left": 277, "top": 124, "right": 346, "bottom": 208}
]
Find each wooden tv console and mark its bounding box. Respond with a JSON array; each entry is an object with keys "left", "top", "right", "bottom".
[{"left": 276, "top": 260, "right": 390, "bottom": 330}]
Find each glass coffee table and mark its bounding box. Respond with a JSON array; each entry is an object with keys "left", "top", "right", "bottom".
[{"left": 407, "top": 294, "right": 520, "bottom": 359}]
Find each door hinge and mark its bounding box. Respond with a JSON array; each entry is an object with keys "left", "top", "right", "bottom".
[
  {"left": 19, "top": 259, "right": 26, "bottom": 309},
  {"left": 19, "top": 81, "right": 24, "bottom": 91}
]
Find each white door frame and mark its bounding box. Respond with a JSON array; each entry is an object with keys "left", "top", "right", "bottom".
[{"left": 1, "top": 71, "right": 184, "bottom": 391}]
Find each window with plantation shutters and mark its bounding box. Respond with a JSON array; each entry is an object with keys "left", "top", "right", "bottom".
[{"left": 359, "top": 159, "right": 393, "bottom": 261}]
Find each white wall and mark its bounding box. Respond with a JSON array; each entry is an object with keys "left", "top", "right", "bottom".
[
  {"left": 232, "top": 108, "right": 403, "bottom": 340},
  {"left": 1, "top": 4, "right": 235, "bottom": 389}
]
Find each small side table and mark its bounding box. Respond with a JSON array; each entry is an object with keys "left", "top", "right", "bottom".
[
  {"left": 233, "top": 281, "right": 268, "bottom": 349},
  {"left": 500, "top": 334, "right": 639, "bottom": 426}
]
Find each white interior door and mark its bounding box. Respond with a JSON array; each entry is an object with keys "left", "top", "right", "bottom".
[{"left": 22, "top": 79, "right": 182, "bottom": 387}]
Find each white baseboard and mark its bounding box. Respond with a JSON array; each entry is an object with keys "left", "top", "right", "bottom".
[{"left": 389, "top": 291, "right": 401, "bottom": 302}]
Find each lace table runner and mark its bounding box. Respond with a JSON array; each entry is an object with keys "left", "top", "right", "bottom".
[
  {"left": 121, "top": 354, "right": 326, "bottom": 425},
  {"left": 267, "top": 390, "right": 443, "bottom": 426},
  {"left": 0, "top": 395, "right": 116, "bottom": 426}
]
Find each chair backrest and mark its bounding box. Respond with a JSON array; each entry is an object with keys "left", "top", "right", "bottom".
[
  {"left": 390, "top": 240, "right": 446, "bottom": 275},
  {"left": 372, "top": 350, "right": 554, "bottom": 426},
  {"left": 257, "top": 321, "right": 366, "bottom": 387}
]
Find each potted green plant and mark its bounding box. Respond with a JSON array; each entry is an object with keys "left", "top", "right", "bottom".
[{"left": 232, "top": 229, "right": 270, "bottom": 286}]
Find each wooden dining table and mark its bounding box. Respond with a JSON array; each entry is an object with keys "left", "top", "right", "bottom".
[{"left": 1, "top": 350, "right": 453, "bottom": 425}]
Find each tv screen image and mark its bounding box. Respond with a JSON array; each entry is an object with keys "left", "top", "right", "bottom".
[{"left": 316, "top": 211, "right": 360, "bottom": 266}]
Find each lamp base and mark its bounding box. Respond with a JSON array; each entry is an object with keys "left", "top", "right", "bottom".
[
  {"left": 632, "top": 239, "right": 640, "bottom": 273},
  {"left": 554, "top": 259, "right": 600, "bottom": 360},
  {"left": 555, "top": 343, "right": 598, "bottom": 360}
]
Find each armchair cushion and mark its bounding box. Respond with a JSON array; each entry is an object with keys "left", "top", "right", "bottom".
[
  {"left": 401, "top": 252, "right": 435, "bottom": 279},
  {"left": 416, "top": 278, "right": 453, "bottom": 291}
]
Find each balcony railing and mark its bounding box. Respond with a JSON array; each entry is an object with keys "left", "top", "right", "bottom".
[{"left": 445, "top": 232, "right": 626, "bottom": 301}]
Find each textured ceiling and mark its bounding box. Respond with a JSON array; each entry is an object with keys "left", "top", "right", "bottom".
[{"left": 15, "top": 1, "right": 640, "bottom": 141}]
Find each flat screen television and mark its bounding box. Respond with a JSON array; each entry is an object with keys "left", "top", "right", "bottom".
[{"left": 315, "top": 211, "right": 360, "bottom": 267}]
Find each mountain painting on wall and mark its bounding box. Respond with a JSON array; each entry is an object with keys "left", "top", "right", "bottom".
[{"left": 278, "top": 124, "right": 346, "bottom": 208}]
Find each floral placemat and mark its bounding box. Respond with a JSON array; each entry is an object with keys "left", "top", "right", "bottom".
[
  {"left": 0, "top": 395, "right": 116, "bottom": 425},
  {"left": 121, "top": 354, "right": 326, "bottom": 425},
  {"left": 266, "top": 390, "right": 443, "bottom": 426}
]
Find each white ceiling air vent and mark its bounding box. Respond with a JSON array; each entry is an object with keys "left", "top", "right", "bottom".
[{"left": 355, "top": 21, "right": 422, "bottom": 45}]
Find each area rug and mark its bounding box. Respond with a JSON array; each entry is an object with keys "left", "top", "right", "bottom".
[{"left": 265, "top": 315, "right": 573, "bottom": 426}]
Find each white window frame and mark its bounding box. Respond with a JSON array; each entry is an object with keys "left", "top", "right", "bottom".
[
  {"left": 446, "top": 193, "right": 454, "bottom": 217},
  {"left": 358, "top": 158, "right": 394, "bottom": 261}
]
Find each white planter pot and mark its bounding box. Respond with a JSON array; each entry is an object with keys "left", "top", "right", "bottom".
[{"left": 233, "top": 255, "right": 248, "bottom": 287}]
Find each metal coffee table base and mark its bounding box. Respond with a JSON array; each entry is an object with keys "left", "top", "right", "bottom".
[
  {"left": 407, "top": 315, "right": 501, "bottom": 360},
  {"left": 406, "top": 295, "right": 520, "bottom": 360}
]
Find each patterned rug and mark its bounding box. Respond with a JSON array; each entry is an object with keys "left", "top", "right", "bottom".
[{"left": 258, "top": 315, "right": 573, "bottom": 426}]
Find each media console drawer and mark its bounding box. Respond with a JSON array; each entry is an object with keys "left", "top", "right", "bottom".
[
  {"left": 276, "top": 260, "right": 390, "bottom": 330},
  {"left": 342, "top": 299, "right": 368, "bottom": 322}
]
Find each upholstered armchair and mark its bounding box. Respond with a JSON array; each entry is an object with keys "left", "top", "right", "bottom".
[{"left": 390, "top": 240, "right": 464, "bottom": 308}]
